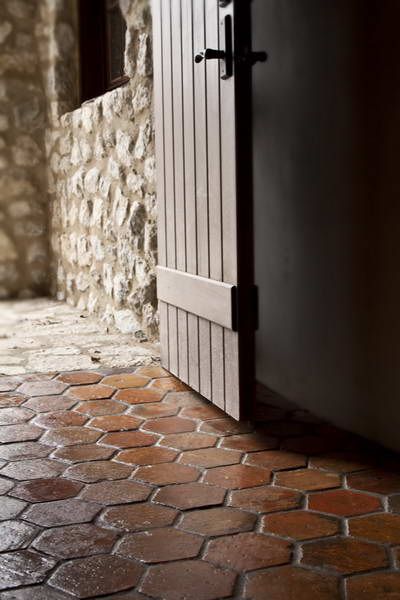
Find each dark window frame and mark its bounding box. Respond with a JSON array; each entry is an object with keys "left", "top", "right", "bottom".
[{"left": 78, "top": 0, "right": 129, "bottom": 104}]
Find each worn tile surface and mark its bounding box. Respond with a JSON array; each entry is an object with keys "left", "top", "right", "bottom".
[{"left": 0, "top": 368, "right": 399, "bottom": 598}]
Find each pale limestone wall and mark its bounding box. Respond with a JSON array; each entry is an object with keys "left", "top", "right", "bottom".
[
  {"left": 44, "top": 0, "right": 158, "bottom": 339},
  {"left": 0, "top": 0, "right": 50, "bottom": 298}
]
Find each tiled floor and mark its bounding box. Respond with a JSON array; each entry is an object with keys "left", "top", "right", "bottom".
[{"left": 0, "top": 370, "right": 399, "bottom": 599}]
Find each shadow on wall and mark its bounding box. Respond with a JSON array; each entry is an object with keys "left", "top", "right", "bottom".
[{"left": 253, "top": 0, "right": 400, "bottom": 451}]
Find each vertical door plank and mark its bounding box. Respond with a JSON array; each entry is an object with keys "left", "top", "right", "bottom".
[
  {"left": 152, "top": 0, "right": 166, "bottom": 267},
  {"left": 188, "top": 313, "right": 200, "bottom": 392},
  {"left": 159, "top": 301, "right": 169, "bottom": 369},
  {"left": 224, "top": 328, "right": 240, "bottom": 419},
  {"left": 199, "top": 317, "right": 212, "bottom": 399},
  {"left": 193, "top": 0, "right": 209, "bottom": 279},
  {"left": 177, "top": 309, "right": 189, "bottom": 382},
  {"left": 168, "top": 305, "right": 179, "bottom": 375},
  {"left": 211, "top": 323, "right": 225, "bottom": 409}
]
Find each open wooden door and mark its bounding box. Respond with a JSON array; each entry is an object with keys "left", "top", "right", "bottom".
[{"left": 152, "top": 0, "right": 259, "bottom": 419}]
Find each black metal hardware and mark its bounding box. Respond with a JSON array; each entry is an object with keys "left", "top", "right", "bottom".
[
  {"left": 219, "top": 0, "right": 231, "bottom": 6},
  {"left": 194, "top": 48, "right": 225, "bottom": 64},
  {"left": 247, "top": 50, "right": 268, "bottom": 66}
]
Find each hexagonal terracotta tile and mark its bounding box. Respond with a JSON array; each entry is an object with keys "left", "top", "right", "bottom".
[
  {"left": 48, "top": 555, "right": 144, "bottom": 598},
  {"left": 23, "top": 395, "right": 78, "bottom": 412},
  {"left": 63, "top": 460, "right": 132, "bottom": 482},
  {"left": 0, "top": 585, "right": 72, "bottom": 599},
  {"left": 80, "top": 479, "right": 151, "bottom": 505},
  {"left": 57, "top": 372, "right": 103, "bottom": 385},
  {"left": 347, "top": 469, "right": 400, "bottom": 495},
  {"left": 33, "top": 523, "right": 117, "bottom": 558},
  {"left": 0, "top": 441, "right": 51, "bottom": 461},
  {"left": 116, "top": 446, "right": 178, "bottom": 465},
  {"left": 0, "top": 497, "right": 27, "bottom": 521},
  {"left": 140, "top": 560, "right": 236, "bottom": 600},
  {"left": 159, "top": 432, "right": 217, "bottom": 450},
  {"left": 0, "top": 424, "right": 43, "bottom": 444},
  {"left": 179, "top": 507, "right": 256, "bottom": 536},
  {"left": 134, "top": 463, "right": 199, "bottom": 486},
  {"left": 100, "top": 430, "right": 160, "bottom": 448},
  {"left": 17, "top": 381, "right": 68, "bottom": 397},
  {"left": 41, "top": 426, "right": 102, "bottom": 447},
  {"left": 262, "top": 510, "right": 339, "bottom": 540},
  {"left": 244, "top": 566, "right": 341, "bottom": 600},
  {"left": 205, "top": 532, "right": 291, "bottom": 572},
  {"left": 150, "top": 377, "right": 189, "bottom": 392},
  {"left": 142, "top": 416, "right": 196, "bottom": 435},
  {"left": 22, "top": 499, "right": 101, "bottom": 526},
  {"left": 69, "top": 384, "right": 115, "bottom": 401},
  {"left": 179, "top": 447, "right": 242, "bottom": 468},
  {"left": 0, "top": 394, "right": 26, "bottom": 408},
  {"left": 116, "top": 527, "right": 203, "bottom": 562},
  {"left": 0, "top": 478, "right": 14, "bottom": 495},
  {"left": 115, "top": 388, "right": 165, "bottom": 404},
  {"left": 308, "top": 489, "right": 382, "bottom": 516},
  {"left": 0, "top": 520, "right": 38, "bottom": 552},
  {"left": 102, "top": 373, "right": 149, "bottom": 388},
  {"left": 348, "top": 513, "right": 400, "bottom": 544},
  {"left": 301, "top": 537, "right": 389, "bottom": 574},
  {"left": 200, "top": 418, "right": 254, "bottom": 436},
  {"left": 53, "top": 444, "right": 114, "bottom": 463},
  {"left": 89, "top": 415, "right": 142, "bottom": 432},
  {"left": 155, "top": 482, "right": 226, "bottom": 510},
  {"left": 33, "top": 411, "right": 88, "bottom": 428},
  {"left": 136, "top": 365, "right": 170, "bottom": 378},
  {"left": 0, "top": 407, "right": 33, "bottom": 425},
  {"left": 10, "top": 479, "right": 83, "bottom": 502},
  {"left": 180, "top": 404, "right": 225, "bottom": 421},
  {"left": 275, "top": 469, "right": 341, "bottom": 491},
  {"left": 100, "top": 502, "right": 177, "bottom": 531},
  {"left": 128, "top": 403, "right": 179, "bottom": 418},
  {"left": 0, "top": 550, "right": 56, "bottom": 590},
  {"left": 204, "top": 464, "right": 270, "bottom": 489},
  {"left": 0, "top": 458, "right": 65, "bottom": 481},
  {"left": 0, "top": 377, "right": 22, "bottom": 393},
  {"left": 229, "top": 486, "right": 302, "bottom": 513},
  {"left": 245, "top": 450, "right": 307, "bottom": 471},
  {"left": 310, "top": 451, "right": 373, "bottom": 473},
  {"left": 220, "top": 432, "right": 278, "bottom": 452},
  {"left": 75, "top": 399, "right": 125, "bottom": 416},
  {"left": 347, "top": 572, "right": 400, "bottom": 600}
]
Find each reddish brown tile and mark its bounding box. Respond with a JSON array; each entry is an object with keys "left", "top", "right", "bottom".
[
  {"left": 128, "top": 403, "right": 179, "bottom": 418},
  {"left": 116, "top": 387, "right": 165, "bottom": 404},
  {"left": 0, "top": 424, "right": 43, "bottom": 443},
  {"left": 48, "top": 555, "right": 144, "bottom": 598},
  {"left": 0, "top": 520, "right": 38, "bottom": 552},
  {"left": 229, "top": 486, "right": 302, "bottom": 513},
  {"left": 301, "top": 537, "right": 389, "bottom": 574},
  {"left": 310, "top": 451, "right": 373, "bottom": 473},
  {"left": 33, "top": 411, "right": 87, "bottom": 428},
  {"left": 180, "top": 506, "right": 256, "bottom": 536},
  {"left": 41, "top": 426, "right": 101, "bottom": 447},
  {"left": 89, "top": 414, "right": 142, "bottom": 432},
  {"left": 179, "top": 447, "right": 242, "bottom": 468},
  {"left": 0, "top": 441, "right": 51, "bottom": 461},
  {"left": 10, "top": 478, "right": 83, "bottom": 502},
  {"left": 142, "top": 416, "right": 196, "bottom": 434},
  {"left": 0, "top": 458, "right": 65, "bottom": 480},
  {"left": 102, "top": 373, "right": 149, "bottom": 388},
  {"left": 220, "top": 431, "right": 278, "bottom": 452},
  {"left": 160, "top": 432, "right": 217, "bottom": 450},
  {"left": 69, "top": 384, "right": 115, "bottom": 401},
  {"left": 244, "top": 566, "right": 341, "bottom": 600},
  {"left": 200, "top": 417, "right": 254, "bottom": 436},
  {"left": 308, "top": 489, "right": 382, "bottom": 516},
  {"left": 275, "top": 468, "right": 341, "bottom": 491},
  {"left": 155, "top": 482, "right": 226, "bottom": 510},
  {"left": 136, "top": 365, "right": 170, "bottom": 378},
  {"left": 389, "top": 494, "right": 400, "bottom": 514},
  {"left": 349, "top": 513, "right": 400, "bottom": 544},
  {"left": 17, "top": 380, "right": 68, "bottom": 397},
  {"left": 180, "top": 404, "right": 225, "bottom": 421},
  {"left": 262, "top": 510, "right": 339, "bottom": 540},
  {"left": 57, "top": 372, "right": 102, "bottom": 385},
  {"left": 347, "top": 572, "right": 400, "bottom": 600},
  {"left": 23, "top": 395, "right": 78, "bottom": 412},
  {"left": 0, "top": 497, "right": 27, "bottom": 520},
  {"left": 33, "top": 523, "right": 117, "bottom": 558},
  {"left": 134, "top": 463, "right": 199, "bottom": 486},
  {"left": 164, "top": 391, "right": 206, "bottom": 409},
  {"left": 151, "top": 377, "right": 189, "bottom": 392},
  {"left": 140, "top": 560, "right": 236, "bottom": 600},
  {"left": 281, "top": 435, "right": 341, "bottom": 455},
  {"left": 100, "top": 430, "right": 159, "bottom": 448},
  {"left": 0, "top": 550, "right": 56, "bottom": 590},
  {"left": 204, "top": 464, "right": 270, "bottom": 489},
  {"left": 116, "top": 527, "right": 202, "bottom": 562},
  {"left": 53, "top": 443, "right": 114, "bottom": 463},
  {"left": 245, "top": 449, "right": 307, "bottom": 470},
  {"left": 100, "top": 502, "right": 177, "bottom": 531},
  {"left": 80, "top": 479, "right": 151, "bottom": 504},
  {"left": 0, "top": 377, "right": 22, "bottom": 393},
  {"left": 347, "top": 469, "right": 400, "bottom": 495},
  {"left": 117, "top": 446, "right": 177, "bottom": 465},
  {"left": 0, "top": 585, "right": 71, "bottom": 600},
  {"left": 0, "top": 394, "right": 26, "bottom": 408},
  {"left": 63, "top": 460, "right": 132, "bottom": 482},
  {"left": 75, "top": 399, "right": 125, "bottom": 416},
  {"left": 23, "top": 499, "right": 101, "bottom": 526},
  {"left": 0, "top": 407, "right": 33, "bottom": 425},
  {"left": 205, "top": 532, "right": 291, "bottom": 572}
]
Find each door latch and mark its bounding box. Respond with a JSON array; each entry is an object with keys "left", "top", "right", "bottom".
[{"left": 194, "top": 15, "right": 233, "bottom": 79}]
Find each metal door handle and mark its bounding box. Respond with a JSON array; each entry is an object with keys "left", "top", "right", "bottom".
[
  {"left": 195, "top": 15, "right": 233, "bottom": 79},
  {"left": 194, "top": 49, "right": 225, "bottom": 63}
]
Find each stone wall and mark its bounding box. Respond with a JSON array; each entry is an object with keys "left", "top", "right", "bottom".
[
  {"left": 44, "top": 0, "right": 158, "bottom": 339},
  {"left": 0, "top": 0, "right": 50, "bottom": 299}
]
